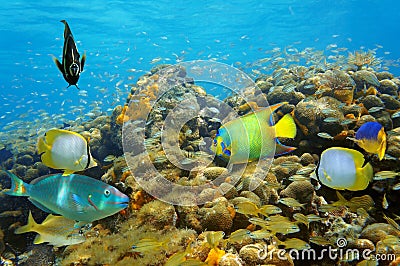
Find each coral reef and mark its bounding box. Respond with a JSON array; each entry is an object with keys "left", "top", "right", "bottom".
[{"left": 1, "top": 49, "right": 400, "bottom": 266}]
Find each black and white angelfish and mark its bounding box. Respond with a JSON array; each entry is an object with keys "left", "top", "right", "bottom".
[{"left": 53, "top": 20, "right": 86, "bottom": 89}]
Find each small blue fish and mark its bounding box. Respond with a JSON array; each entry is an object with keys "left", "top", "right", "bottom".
[
  {"left": 354, "top": 121, "right": 387, "bottom": 160},
  {"left": 3, "top": 171, "right": 129, "bottom": 222}
]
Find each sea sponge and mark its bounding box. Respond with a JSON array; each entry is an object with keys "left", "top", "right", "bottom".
[
  {"left": 176, "top": 205, "right": 202, "bottom": 233},
  {"left": 130, "top": 190, "right": 153, "bottom": 210},
  {"left": 238, "top": 243, "right": 267, "bottom": 266},
  {"left": 359, "top": 223, "right": 400, "bottom": 243},
  {"left": 203, "top": 167, "right": 229, "bottom": 180},
  {"left": 136, "top": 200, "right": 177, "bottom": 230},
  {"left": 299, "top": 153, "right": 315, "bottom": 166},
  {"left": 361, "top": 95, "right": 384, "bottom": 110},
  {"left": 352, "top": 70, "right": 380, "bottom": 88},
  {"left": 318, "top": 69, "right": 355, "bottom": 104},
  {"left": 280, "top": 180, "right": 315, "bottom": 206},
  {"left": 379, "top": 79, "right": 399, "bottom": 95},
  {"left": 239, "top": 242, "right": 294, "bottom": 266},
  {"left": 218, "top": 182, "right": 238, "bottom": 200},
  {"left": 198, "top": 197, "right": 233, "bottom": 232},
  {"left": 218, "top": 253, "right": 244, "bottom": 266}
]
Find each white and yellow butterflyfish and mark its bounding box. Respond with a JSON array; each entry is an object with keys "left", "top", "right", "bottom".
[{"left": 37, "top": 128, "right": 97, "bottom": 175}]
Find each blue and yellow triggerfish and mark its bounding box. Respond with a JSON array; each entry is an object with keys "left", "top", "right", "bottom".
[
  {"left": 37, "top": 128, "right": 97, "bottom": 176},
  {"left": 354, "top": 121, "right": 387, "bottom": 160},
  {"left": 3, "top": 171, "right": 129, "bottom": 223},
  {"left": 313, "top": 147, "right": 373, "bottom": 191},
  {"left": 212, "top": 102, "right": 297, "bottom": 163}
]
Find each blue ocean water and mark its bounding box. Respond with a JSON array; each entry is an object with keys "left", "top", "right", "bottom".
[{"left": 1, "top": 0, "right": 399, "bottom": 130}]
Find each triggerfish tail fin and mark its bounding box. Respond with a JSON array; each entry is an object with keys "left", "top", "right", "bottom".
[
  {"left": 3, "top": 170, "right": 31, "bottom": 196},
  {"left": 274, "top": 113, "right": 297, "bottom": 139},
  {"left": 377, "top": 131, "right": 387, "bottom": 160},
  {"left": 275, "top": 139, "right": 296, "bottom": 156},
  {"left": 14, "top": 211, "right": 38, "bottom": 234}
]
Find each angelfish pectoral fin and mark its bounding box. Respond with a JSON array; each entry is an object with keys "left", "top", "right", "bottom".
[
  {"left": 52, "top": 56, "right": 65, "bottom": 75},
  {"left": 81, "top": 52, "right": 86, "bottom": 71}
]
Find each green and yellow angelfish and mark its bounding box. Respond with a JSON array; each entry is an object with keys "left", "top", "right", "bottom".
[{"left": 212, "top": 102, "right": 297, "bottom": 163}]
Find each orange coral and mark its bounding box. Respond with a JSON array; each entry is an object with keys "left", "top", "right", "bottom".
[
  {"left": 389, "top": 256, "right": 400, "bottom": 266},
  {"left": 120, "top": 170, "right": 132, "bottom": 182},
  {"left": 333, "top": 130, "right": 350, "bottom": 141},
  {"left": 205, "top": 248, "right": 225, "bottom": 266},
  {"left": 226, "top": 206, "right": 236, "bottom": 219},
  {"left": 116, "top": 105, "right": 130, "bottom": 125},
  {"left": 130, "top": 190, "right": 153, "bottom": 210},
  {"left": 246, "top": 223, "right": 256, "bottom": 231},
  {"left": 345, "top": 113, "right": 356, "bottom": 120},
  {"left": 116, "top": 74, "right": 161, "bottom": 124}
]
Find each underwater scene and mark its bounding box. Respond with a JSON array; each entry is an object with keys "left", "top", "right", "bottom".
[{"left": 1, "top": 1, "right": 400, "bottom": 265}]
